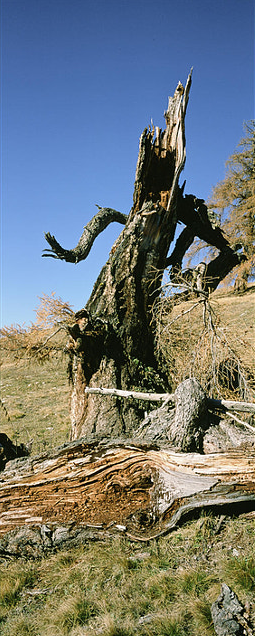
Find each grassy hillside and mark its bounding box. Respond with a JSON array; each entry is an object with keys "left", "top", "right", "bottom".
[
  {"left": 0, "top": 355, "right": 70, "bottom": 454},
  {"left": 0, "top": 287, "right": 254, "bottom": 635}
]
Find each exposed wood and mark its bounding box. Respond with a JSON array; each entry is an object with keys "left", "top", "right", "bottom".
[
  {"left": 59, "top": 73, "right": 195, "bottom": 440},
  {"left": 85, "top": 386, "right": 255, "bottom": 415},
  {"left": 207, "top": 398, "right": 255, "bottom": 415},
  {"left": 0, "top": 438, "right": 254, "bottom": 541},
  {"left": 84, "top": 386, "right": 172, "bottom": 402},
  {"left": 43, "top": 73, "right": 247, "bottom": 441}
]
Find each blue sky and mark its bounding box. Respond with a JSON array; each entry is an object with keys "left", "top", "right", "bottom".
[{"left": 1, "top": 0, "right": 254, "bottom": 327}]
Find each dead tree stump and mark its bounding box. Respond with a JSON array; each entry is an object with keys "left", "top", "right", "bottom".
[{"left": 168, "top": 378, "right": 208, "bottom": 451}]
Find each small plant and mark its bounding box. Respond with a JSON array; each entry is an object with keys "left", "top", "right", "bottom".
[{"left": 50, "top": 593, "right": 97, "bottom": 631}]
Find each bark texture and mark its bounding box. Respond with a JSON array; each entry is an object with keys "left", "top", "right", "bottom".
[
  {"left": 43, "top": 72, "right": 245, "bottom": 441},
  {"left": 64, "top": 74, "right": 194, "bottom": 439},
  {"left": 0, "top": 435, "right": 254, "bottom": 542},
  {"left": 1, "top": 382, "right": 254, "bottom": 546}
]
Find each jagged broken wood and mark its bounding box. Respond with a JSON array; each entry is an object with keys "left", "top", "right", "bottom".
[
  {"left": 0, "top": 381, "right": 254, "bottom": 546},
  {"left": 0, "top": 438, "right": 254, "bottom": 542},
  {"left": 43, "top": 71, "right": 246, "bottom": 441}
]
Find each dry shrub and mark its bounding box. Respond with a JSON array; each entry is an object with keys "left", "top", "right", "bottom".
[
  {"left": 0, "top": 293, "right": 75, "bottom": 363},
  {"left": 154, "top": 276, "right": 255, "bottom": 400}
]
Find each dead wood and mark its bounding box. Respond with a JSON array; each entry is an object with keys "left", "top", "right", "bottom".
[
  {"left": 11, "top": 76, "right": 250, "bottom": 551},
  {"left": 0, "top": 434, "right": 254, "bottom": 543},
  {"left": 0, "top": 380, "right": 254, "bottom": 547},
  {"left": 85, "top": 385, "right": 255, "bottom": 415},
  {"left": 43, "top": 207, "right": 127, "bottom": 263},
  {"left": 42, "top": 71, "right": 246, "bottom": 442}
]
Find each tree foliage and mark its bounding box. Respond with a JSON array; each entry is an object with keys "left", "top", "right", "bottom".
[{"left": 189, "top": 121, "right": 255, "bottom": 291}]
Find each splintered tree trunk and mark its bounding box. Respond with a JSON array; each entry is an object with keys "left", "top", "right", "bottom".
[
  {"left": 0, "top": 438, "right": 254, "bottom": 544},
  {"left": 43, "top": 72, "right": 244, "bottom": 441},
  {"left": 66, "top": 75, "right": 192, "bottom": 439}
]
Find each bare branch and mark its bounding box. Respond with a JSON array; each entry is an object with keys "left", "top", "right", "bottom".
[
  {"left": 165, "top": 191, "right": 246, "bottom": 294},
  {"left": 85, "top": 386, "right": 255, "bottom": 414},
  {"left": 225, "top": 411, "right": 255, "bottom": 431},
  {"left": 208, "top": 398, "right": 255, "bottom": 415},
  {"left": 43, "top": 206, "right": 127, "bottom": 263},
  {"left": 165, "top": 300, "right": 202, "bottom": 327},
  {"left": 85, "top": 386, "right": 172, "bottom": 402}
]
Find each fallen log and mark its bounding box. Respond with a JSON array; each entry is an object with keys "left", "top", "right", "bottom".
[{"left": 0, "top": 437, "right": 254, "bottom": 542}]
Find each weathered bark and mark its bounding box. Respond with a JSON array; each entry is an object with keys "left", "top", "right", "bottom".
[
  {"left": 43, "top": 71, "right": 247, "bottom": 440},
  {"left": 43, "top": 207, "right": 127, "bottom": 263},
  {"left": 1, "top": 381, "right": 254, "bottom": 546},
  {"left": 61, "top": 74, "right": 194, "bottom": 439},
  {"left": 165, "top": 193, "right": 245, "bottom": 292},
  {"left": 0, "top": 436, "right": 254, "bottom": 542},
  {"left": 134, "top": 379, "right": 255, "bottom": 451}
]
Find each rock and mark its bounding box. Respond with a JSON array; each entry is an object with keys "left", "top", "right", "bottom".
[
  {"left": 211, "top": 583, "right": 252, "bottom": 636},
  {"left": 0, "top": 524, "right": 116, "bottom": 559}
]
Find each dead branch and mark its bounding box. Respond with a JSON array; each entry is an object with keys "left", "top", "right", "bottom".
[
  {"left": 225, "top": 411, "right": 255, "bottom": 432},
  {"left": 85, "top": 385, "right": 255, "bottom": 415},
  {"left": 208, "top": 398, "right": 255, "bottom": 415},
  {"left": 43, "top": 206, "right": 127, "bottom": 263},
  {"left": 85, "top": 386, "right": 172, "bottom": 402}
]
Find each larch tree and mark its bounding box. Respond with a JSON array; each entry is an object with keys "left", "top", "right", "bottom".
[
  {"left": 43, "top": 72, "right": 244, "bottom": 441},
  {"left": 189, "top": 121, "right": 255, "bottom": 292}
]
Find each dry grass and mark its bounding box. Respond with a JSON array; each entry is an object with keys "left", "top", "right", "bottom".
[
  {"left": 0, "top": 355, "right": 70, "bottom": 454},
  {"left": 0, "top": 293, "right": 74, "bottom": 453},
  {"left": 0, "top": 512, "right": 254, "bottom": 635},
  {"left": 1, "top": 286, "right": 254, "bottom": 455}
]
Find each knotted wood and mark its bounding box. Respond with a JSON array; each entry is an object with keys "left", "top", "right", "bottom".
[{"left": 0, "top": 438, "right": 254, "bottom": 541}]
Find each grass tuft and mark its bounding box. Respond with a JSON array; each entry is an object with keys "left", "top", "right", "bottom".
[{"left": 223, "top": 556, "right": 255, "bottom": 591}]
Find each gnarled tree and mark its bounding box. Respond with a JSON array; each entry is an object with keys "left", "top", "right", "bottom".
[
  {"left": 43, "top": 71, "right": 244, "bottom": 441},
  {"left": 0, "top": 77, "right": 254, "bottom": 548}
]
